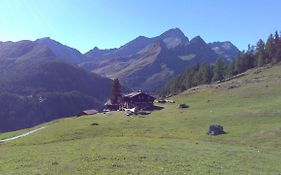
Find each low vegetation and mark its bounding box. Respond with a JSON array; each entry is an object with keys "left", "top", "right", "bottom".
[{"left": 1, "top": 64, "right": 281, "bottom": 174}]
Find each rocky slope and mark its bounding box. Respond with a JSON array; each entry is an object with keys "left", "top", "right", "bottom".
[{"left": 83, "top": 28, "right": 239, "bottom": 91}]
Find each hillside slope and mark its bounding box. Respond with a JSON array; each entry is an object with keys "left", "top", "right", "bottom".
[
  {"left": 89, "top": 41, "right": 187, "bottom": 91},
  {"left": 1, "top": 64, "right": 281, "bottom": 174},
  {"left": 0, "top": 40, "right": 112, "bottom": 132},
  {"left": 83, "top": 28, "right": 239, "bottom": 91}
]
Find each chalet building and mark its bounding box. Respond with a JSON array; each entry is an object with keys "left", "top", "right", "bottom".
[
  {"left": 104, "top": 99, "right": 120, "bottom": 111},
  {"left": 104, "top": 91, "right": 155, "bottom": 111},
  {"left": 122, "top": 91, "right": 155, "bottom": 110}
]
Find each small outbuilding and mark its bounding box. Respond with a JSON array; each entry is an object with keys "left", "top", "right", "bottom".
[{"left": 77, "top": 109, "right": 98, "bottom": 116}]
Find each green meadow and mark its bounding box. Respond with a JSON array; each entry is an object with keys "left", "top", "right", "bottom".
[{"left": 1, "top": 65, "right": 281, "bottom": 175}]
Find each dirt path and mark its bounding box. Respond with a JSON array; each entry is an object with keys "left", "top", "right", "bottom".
[{"left": 0, "top": 126, "right": 46, "bottom": 143}]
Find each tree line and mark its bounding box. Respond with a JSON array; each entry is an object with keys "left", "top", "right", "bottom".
[
  {"left": 159, "top": 31, "right": 281, "bottom": 96},
  {"left": 0, "top": 91, "right": 103, "bottom": 132}
]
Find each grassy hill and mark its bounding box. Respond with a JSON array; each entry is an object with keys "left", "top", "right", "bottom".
[{"left": 1, "top": 64, "right": 281, "bottom": 174}]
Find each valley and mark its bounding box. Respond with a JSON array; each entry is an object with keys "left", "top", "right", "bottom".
[
  {"left": 1, "top": 64, "right": 281, "bottom": 174},
  {"left": 1, "top": 1, "right": 280, "bottom": 174},
  {"left": 0, "top": 28, "right": 239, "bottom": 132}
]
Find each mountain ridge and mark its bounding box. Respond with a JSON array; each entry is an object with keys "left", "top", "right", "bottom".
[
  {"left": 83, "top": 28, "right": 240, "bottom": 91},
  {"left": 0, "top": 28, "right": 240, "bottom": 93},
  {"left": 0, "top": 40, "right": 112, "bottom": 132},
  {"left": 208, "top": 41, "right": 240, "bottom": 61}
]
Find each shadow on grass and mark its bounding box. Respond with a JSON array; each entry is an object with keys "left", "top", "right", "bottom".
[
  {"left": 207, "top": 131, "right": 228, "bottom": 136},
  {"left": 146, "top": 105, "right": 164, "bottom": 111}
]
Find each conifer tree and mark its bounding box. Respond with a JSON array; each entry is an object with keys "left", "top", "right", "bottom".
[
  {"left": 199, "top": 63, "right": 212, "bottom": 84},
  {"left": 226, "top": 58, "right": 236, "bottom": 78},
  {"left": 234, "top": 53, "right": 244, "bottom": 74},
  {"left": 273, "top": 31, "right": 281, "bottom": 63},
  {"left": 256, "top": 39, "right": 266, "bottom": 67},
  {"left": 212, "top": 58, "right": 225, "bottom": 82},
  {"left": 265, "top": 34, "right": 275, "bottom": 63},
  {"left": 111, "top": 78, "right": 122, "bottom": 104}
]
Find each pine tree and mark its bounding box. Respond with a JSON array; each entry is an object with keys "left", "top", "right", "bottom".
[
  {"left": 111, "top": 78, "right": 122, "bottom": 104},
  {"left": 212, "top": 58, "right": 225, "bottom": 82},
  {"left": 235, "top": 53, "right": 244, "bottom": 74},
  {"left": 274, "top": 31, "right": 280, "bottom": 46},
  {"left": 245, "top": 45, "right": 256, "bottom": 68},
  {"left": 265, "top": 34, "right": 275, "bottom": 63},
  {"left": 273, "top": 31, "right": 281, "bottom": 63},
  {"left": 183, "top": 69, "right": 194, "bottom": 89},
  {"left": 257, "top": 53, "right": 265, "bottom": 67},
  {"left": 256, "top": 39, "right": 266, "bottom": 67},
  {"left": 199, "top": 63, "right": 212, "bottom": 84},
  {"left": 226, "top": 58, "right": 236, "bottom": 78}
]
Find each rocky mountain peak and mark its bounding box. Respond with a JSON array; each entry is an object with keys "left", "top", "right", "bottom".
[
  {"left": 35, "top": 37, "right": 86, "bottom": 64},
  {"left": 160, "top": 28, "right": 187, "bottom": 39},
  {"left": 190, "top": 36, "right": 206, "bottom": 45},
  {"left": 159, "top": 28, "right": 189, "bottom": 49},
  {"left": 208, "top": 41, "right": 240, "bottom": 61}
]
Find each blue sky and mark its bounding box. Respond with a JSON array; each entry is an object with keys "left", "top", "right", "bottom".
[{"left": 0, "top": 0, "right": 280, "bottom": 53}]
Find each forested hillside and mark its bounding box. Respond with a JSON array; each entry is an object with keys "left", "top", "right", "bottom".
[
  {"left": 159, "top": 31, "right": 281, "bottom": 96},
  {"left": 0, "top": 41, "right": 112, "bottom": 132}
]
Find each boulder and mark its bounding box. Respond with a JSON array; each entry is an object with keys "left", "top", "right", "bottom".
[
  {"left": 91, "top": 122, "right": 99, "bottom": 126},
  {"left": 179, "top": 104, "right": 189, "bottom": 109},
  {"left": 208, "top": 124, "right": 225, "bottom": 136}
]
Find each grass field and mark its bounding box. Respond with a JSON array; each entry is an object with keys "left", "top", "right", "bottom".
[{"left": 1, "top": 65, "right": 281, "bottom": 174}]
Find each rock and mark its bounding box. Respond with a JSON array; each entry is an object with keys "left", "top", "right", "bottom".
[
  {"left": 227, "top": 85, "right": 237, "bottom": 90},
  {"left": 179, "top": 104, "right": 189, "bottom": 108},
  {"left": 208, "top": 124, "right": 225, "bottom": 136},
  {"left": 91, "top": 122, "right": 99, "bottom": 126}
]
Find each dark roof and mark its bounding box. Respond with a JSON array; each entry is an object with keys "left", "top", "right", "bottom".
[
  {"left": 124, "top": 91, "right": 143, "bottom": 98},
  {"left": 124, "top": 91, "right": 154, "bottom": 98},
  {"left": 82, "top": 109, "right": 98, "bottom": 115}
]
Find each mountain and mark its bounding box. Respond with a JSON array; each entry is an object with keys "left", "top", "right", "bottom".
[
  {"left": 158, "top": 28, "right": 189, "bottom": 49},
  {"left": 0, "top": 40, "right": 112, "bottom": 132},
  {"left": 0, "top": 29, "right": 240, "bottom": 130},
  {"left": 103, "top": 41, "right": 187, "bottom": 91},
  {"left": 83, "top": 28, "right": 237, "bottom": 91},
  {"left": 85, "top": 28, "right": 189, "bottom": 58},
  {"left": 84, "top": 47, "right": 118, "bottom": 59},
  {"left": 174, "top": 36, "right": 218, "bottom": 63},
  {"left": 35, "top": 37, "right": 88, "bottom": 64},
  {"left": 209, "top": 41, "right": 240, "bottom": 61}
]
